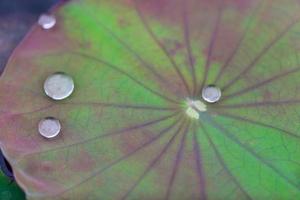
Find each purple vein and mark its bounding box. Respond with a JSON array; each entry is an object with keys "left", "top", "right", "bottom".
[
  {"left": 19, "top": 112, "right": 180, "bottom": 158},
  {"left": 2, "top": 103, "right": 55, "bottom": 117},
  {"left": 81, "top": 6, "right": 170, "bottom": 87},
  {"left": 192, "top": 124, "right": 207, "bottom": 200},
  {"left": 62, "top": 101, "right": 177, "bottom": 111},
  {"left": 200, "top": 0, "right": 224, "bottom": 93},
  {"left": 222, "top": 66, "right": 300, "bottom": 101},
  {"left": 222, "top": 18, "right": 300, "bottom": 91},
  {"left": 204, "top": 115, "right": 300, "bottom": 191},
  {"left": 214, "top": 0, "right": 265, "bottom": 84},
  {"left": 53, "top": 117, "right": 184, "bottom": 198},
  {"left": 214, "top": 112, "right": 300, "bottom": 140},
  {"left": 133, "top": 1, "right": 191, "bottom": 96},
  {"left": 214, "top": 99, "right": 300, "bottom": 109},
  {"left": 1, "top": 82, "right": 42, "bottom": 97},
  {"left": 165, "top": 122, "right": 190, "bottom": 200},
  {"left": 121, "top": 121, "right": 187, "bottom": 200},
  {"left": 72, "top": 51, "right": 179, "bottom": 104},
  {"left": 181, "top": 0, "right": 196, "bottom": 96},
  {"left": 199, "top": 122, "right": 252, "bottom": 200}
]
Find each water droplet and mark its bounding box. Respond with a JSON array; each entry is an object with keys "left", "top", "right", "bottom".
[
  {"left": 44, "top": 72, "right": 74, "bottom": 100},
  {"left": 38, "top": 117, "right": 61, "bottom": 139},
  {"left": 202, "top": 85, "right": 221, "bottom": 103},
  {"left": 38, "top": 14, "right": 56, "bottom": 30}
]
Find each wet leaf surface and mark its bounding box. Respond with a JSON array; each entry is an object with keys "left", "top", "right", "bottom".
[{"left": 1, "top": 0, "right": 300, "bottom": 199}]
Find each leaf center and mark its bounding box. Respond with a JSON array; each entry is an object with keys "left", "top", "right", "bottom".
[{"left": 185, "top": 98, "right": 207, "bottom": 119}]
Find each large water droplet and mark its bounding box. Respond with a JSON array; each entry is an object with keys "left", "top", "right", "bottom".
[{"left": 44, "top": 72, "right": 74, "bottom": 100}]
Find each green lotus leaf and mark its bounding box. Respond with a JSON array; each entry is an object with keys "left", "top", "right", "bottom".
[{"left": 1, "top": 0, "right": 300, "bottom": 199}]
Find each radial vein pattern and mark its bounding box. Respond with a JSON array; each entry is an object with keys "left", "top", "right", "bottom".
[{"left": 0, "top": 0, "right": 300, "bottom": 199}]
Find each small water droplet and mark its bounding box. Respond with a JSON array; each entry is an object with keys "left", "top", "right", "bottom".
[
  {"left": 38, "top": 117, "right": 61, "bottom": 139},
  {"left": 44, "top": 72, "right": 74, "bottom": 100},
  {"left": 202, "top": 85, "right": 221, "bottom": 103},
  {"left": 38, "top": 14, "right": 56, "bottom": 30}
]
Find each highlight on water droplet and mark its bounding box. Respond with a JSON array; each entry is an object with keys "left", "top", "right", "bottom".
[
  {"left": 38, "top": 14, "right": 56, "bottom": 30},
  {"left": 44, "top": 72, "right": 74, "bottom": 100},
  {"left": 38, "top": 117, "right": 61, "bottom": 139},
  {"left": 201, "top": 85, "right": 222, "bottom": 103}
]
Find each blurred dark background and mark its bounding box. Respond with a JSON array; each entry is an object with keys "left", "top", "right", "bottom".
[{"left": 0, "top": 0, "right": 60, "bottom": 74}]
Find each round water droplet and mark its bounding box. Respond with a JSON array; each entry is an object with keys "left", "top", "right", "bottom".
[
  {"left": 44, "top": 72, "right": 74, "bottom": 100},
  {"left": 38, "top": 14, "right": 56, "bottom": 30},
  {"left": 38, "top": 117, "right": 61, "bottom": 139},
  {"left": 202, "top": 85, "right": 222, "bottom": 103}
]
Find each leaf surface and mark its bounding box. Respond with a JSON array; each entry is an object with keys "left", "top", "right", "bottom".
[{"left": 1, "top": 0, "right": 300, "bottom": 199}]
